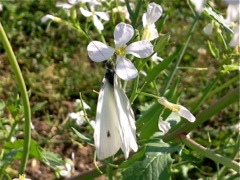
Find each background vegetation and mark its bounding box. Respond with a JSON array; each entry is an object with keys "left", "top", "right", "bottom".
[{"left": 0, "top": 0, "right": 239, "bottom": 179}]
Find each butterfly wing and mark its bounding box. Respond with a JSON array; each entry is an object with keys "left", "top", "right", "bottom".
[
  {"left": 114, "top": 77, "right": 138, "bottom": 159},
  {"left": 94, "top": 78, "right": 122, "bottom": 160}
]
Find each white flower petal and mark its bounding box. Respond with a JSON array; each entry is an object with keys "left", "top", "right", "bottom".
[
  {"left": 69, "top": 111, "right": 85, "bottom": 125},
  {"left": 69, "top": 112, "right": 79, "bottom": 119},
  {"left": 80, "top": 7, "right": 93, "bottom": 17},
  {"left": 145, "top": 3, "right": 163, "bottom": 25},
  {"left": 116, "top": 56, "right": 138, "bottom": 80},
  {"left": 87, "top": 41, "right": 114, "bottom": 62},
  {"left": 158, "top": 97, "right": 195, "bottom": 122},
  {"left": 190, "top": 0, "right": 206, "bottom": 13},
  {"left": 93, "top": 15, "right": 104, "bottom": 30},
  {"left": 226, "top": 3, "right": 239, "bottom": 23},
  {"left": 142, "top": 24, "right": 159, "bottom": 41},
  {"left": 203, "top": 23, "right": 213, "bottom": 35},
  {"left": 178, "top": 105, "right": 196, "bottom": 122},
  {"left": 158, "top": 116, "right": 171, "bottom": 134},
  {"left": 75, "top": 99, "right": 91, "bottom": 109},
  {"left": 95, "top": 11, "right": 110, "bottom": 21},
  {"left": 126, "top": 40, "right": 153, "bottom": 58},
  {"left": 56, "top": 3, "right": 73, "bottom": 9},
  {"left": 89, "top": 120, "right": 95, "bottom": 129},
  {"left": 229, "top": 25, "right": 240, "bottom": 47},
  {"left": 142, "top": 13, "right": 147, "bottom": 27},
  {"left": 41, "top": 14, "right": 55, "bottom": 23},
  {"left": 151, "top": 53, "right": 163, "bottom": 62},
  {"left": 114, "top": 22, "right": 134, "bottom": 47}
]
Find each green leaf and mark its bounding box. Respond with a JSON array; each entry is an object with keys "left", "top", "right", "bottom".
[
  {"left": 145, "top": 49, "right": 180, "bottom": 84},
  {"left": 41, "top": 150, "right": 64, "bottom": 168},
  {"left": 4, "top": 139, "right": 42, "bottom": 160},
  {"left": 71, "top": 127, "right": 94, "bottom": 145},
  {"left": 31, "top": 101, "right": 47, "bottom": 114},
  {"left": 222, "top": 64, "right": 240, "bottom": 73},
  {"left": 207, "top": 40, "right": 220, "bottom": 59},
  {"left": 203, "top": 6, "right": 233, "bottom": 34},
  {"left": 180, "top": 149, "right": 201, "bottom": 162},
  {"left": 119, "top": 146, "right": 147, "bottom": 168},
  {"left": 154, "top": 34, "right": 170, "bottom": 53},
  {"left": 0, "top": 149, "right": 20, "bottom": 168},
  {"left": 122, "top": 152, "right": 173, "bottom": 180},
  {"left": 0, "top": 100, "right": 5, "bottom": 110}
]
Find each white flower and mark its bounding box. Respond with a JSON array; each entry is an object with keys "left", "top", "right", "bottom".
[
  {"left": 80, "top": 3, "right": 109, "bottom": 30},
  {"left": 203, "top": 23, "right": 214, "bottom": 35},
  {"left": 94, "top": 63, "right": 138, "bottom": 160},
  {"left": 142, "top": 2, "right": 163, "bottom": 41},
  {"left": 87, "top": 22, "right": 154, "bottom": 80},
  {"left": 158, "top": 112, "right": 181, "bottom": 134},
  {"left": 69, "top": 111, "right": 85, "bottom": 125},
  {"left": 190, "top": 0, "right": 206, "bottom": 13},
  {"left": 13, "top": 174, "right": 31, "bottom": 180},
  {"left": 41, "top": 14, "right": 62, "bottom": 23},
  {"left": 151, "top": 53, "right": 163, "bottom": 62},
  {"left": 112, "top": 3, "right": 134, "bottom": 22},
  {"left": 75, "top": 99, "right": 91, "bottom": 109},
  {"left": 0, "top": 3, "right": 3, "bottom": 12},
  {"left": 158, "top": 116, "right": 171, "bottom": 135},
  {"left": 56, "top": 0, "right": 82, "bottom": 9},
  {"left": 229, "top": 25, "right": 240, "bottom": 47},
  {"left": 225, "top": 0, "right": 240, "bottom": 24},
  {"left": 158, "top": 97, "right": 196, "bottom": 122},
  {"left": 58, "top": 156, "right": 75, "bottom": 177}
]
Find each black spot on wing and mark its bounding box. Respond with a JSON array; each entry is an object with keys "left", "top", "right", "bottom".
[{"left": 107, "top": 130, "right": 111, "bottom": 137}]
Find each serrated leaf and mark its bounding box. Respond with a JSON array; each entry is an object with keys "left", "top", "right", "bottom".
[
  {"left": 0, "top": 149, "right": 20, "bottom": 168},
  {"left": 71, "top": 127, "right": 93, "bottom": 145},
  {"left": 4, "top": 139, "right": 42, "bottom": 160},
  {"left": 122, "top": 152, "right": 173, "bottom": 180}
]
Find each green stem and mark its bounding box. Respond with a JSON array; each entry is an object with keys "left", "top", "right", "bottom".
[
  {"left": 206, "top": 75, "right": 238, "bottom": 98},
  {"left": 0, "top": 23, "right": 31, "bottom": 174},
  {"left": 180, "top": 135, "right": 240, "bottom": 172},
  {"left": 213, "top": 135, "right": 240, "bottom": 179},
  {"left": 191, "top": 73, "right": 221, "bottom": 113},
  {"left": 162, "top": 15, "right": 199, "bottom": 93},
  {"left": 163, "top": 87, "right": 239, "bottom": 142}
]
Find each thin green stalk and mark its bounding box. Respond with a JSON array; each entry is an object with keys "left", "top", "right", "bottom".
[
  {"left": 107, "top": 161, "right": 114, "bottom": 180},
  {"left": 162, "top": 15, "right": 199, "bottom": 93},
  {"left": 180, "top": 135, "right": 240, "bottom": 172},
  {"left": 191, "top": 72, "right": 221, "bottom": 113},
  {"left": 206, "top": 75, "right": 238, "bottom": 98},
  {"left": 0, "top": 23, "right": 31, "bottom": 174},
  {"left": 163, "top": 87, "right": 239, "bottom": 142},
  {"left": 212, "top": 135, "right": 240, "bottom": 179}
]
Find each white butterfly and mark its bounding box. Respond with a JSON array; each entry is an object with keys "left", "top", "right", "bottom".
[{"left": 94, "top": 62, "right": 138, "bottom": 160}]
